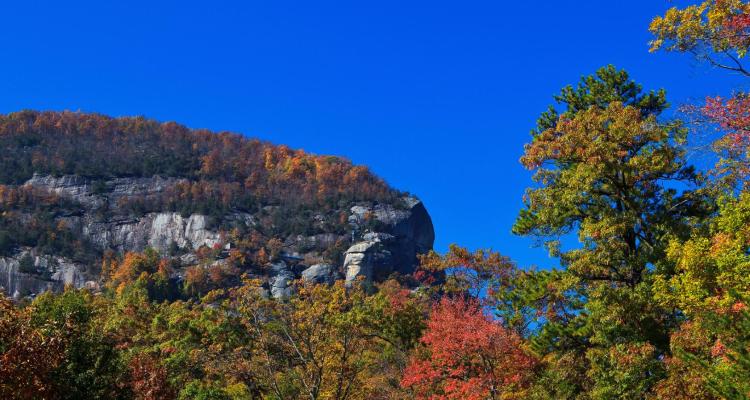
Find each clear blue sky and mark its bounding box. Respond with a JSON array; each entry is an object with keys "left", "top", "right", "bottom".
[{"left": 0, "top": 1, "right": 746, "bottom": 268}]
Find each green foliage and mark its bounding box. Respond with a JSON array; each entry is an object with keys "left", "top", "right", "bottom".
[
  {"left": 509, "top": 66, "right": 714, "bottom": 398},
  {"left": 533, "top": 65, "right": 667, "bottom": 135},
  {"left": 1, "top": 274, "right": 427, "bottom": 399},
  {"left": 29, "top": 289, "right": 126, "bottom": 400},
  {"left": 656, "top": 192, "right": 750, "bottom": 399},
  {"left": 17, "top": 253, "right": 35, "bottom": 274},
  {"left": 675, "top": 305, "right": 750, "bottom": 400},
  {"left": 0, "top": 186, "right": 99, "bottom": 261},
  {"left": 586, "top": 342, "right": 664, "bottom": 400},
  {"left": 179, "top": 381, "right": 232, "bottom": 400}
]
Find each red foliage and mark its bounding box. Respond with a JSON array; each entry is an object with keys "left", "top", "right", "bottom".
[
  {"left": 723, "top": 12, "right": 750, "bottom": 49},
  {"left": 413, "top": 269, "right": 436, "bottom": 286},
  {"left": 128, "top": 354, "right": 176, "bottom": 400},
  {"left": 401, "top": 297, "right": 536, "bottom": 400},
  {"left": 703, "top": 94, "right": 750, "bottom": 148}
]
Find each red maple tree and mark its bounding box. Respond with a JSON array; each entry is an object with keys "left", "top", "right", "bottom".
[{"left": 401, "top": 296, "right": 536, "bottom": 400}]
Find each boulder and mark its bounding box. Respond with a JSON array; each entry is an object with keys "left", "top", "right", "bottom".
[
  {"left": 301, "top": 264, "right": 336, "bottom": 285},
  {"left": 344, "top": 240, "right": 392, "bottom": 284},
  {"left": 269, "top": 261, "right": 295, "bottom": 299}
]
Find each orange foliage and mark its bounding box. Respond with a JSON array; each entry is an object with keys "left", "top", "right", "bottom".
[
  {"left": 0, "top": 296, "right": 67, "bottom": 399},
  {"left": 106, "top": 250, "right": 172, "bottom": 293},
  {"left": 0, "top": 111, "right": 400, "bottom": 219},
  {"left": 184, "top": 262, "right": 239, "bottom": 297}
]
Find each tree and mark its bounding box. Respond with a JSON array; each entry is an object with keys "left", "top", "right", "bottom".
[
  {"left": 650, "top": 0, "right": 750, "bottom": 77},
  {"left": 231, "top": 279, "right": 423, "bottom": 400},
  {"left": 400, "top": 296, "right": 536, "bottom": 400},
  {"left": 0, "top": 295, "right": 66, "bottom": 399},
  {"left": 18, "top": 253, "right": 35, "bottom": 274},
  {"left": 418, "top": 244, "right": 560, "bottom": 337},
  {"left": 651, "top": 1, "right": 750, "bottom": 187},
  {"left": 649, "top": 5, "right": 750, "bottom": 391},
  {"left": 703, "top": 93, "right": 750, "bottom": 185},
  {"left": 128, "top": 354, "right": 177, "bottom": 400},
  {"left": 512, "top": 66, "right": 708, "bottom": 398},
  {"left": 515, "top": 74, "right": 698, "bottom": 287},
  {"left": 29, "top": 289, "right": 126, "bottom": 400},
  {"left": 649, "top": 192, "right": 750, "bottom": 398},
  {"left": 419, "top": 244, "right": 515, "bottom": 299},
  {"left": 105, "top": 249, "right": 176, "bottom": 301}
]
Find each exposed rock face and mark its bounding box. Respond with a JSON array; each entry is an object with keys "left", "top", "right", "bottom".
[
  {"left": 0, "top": 251, "right": 89, "bottom": 299},
  {"left": 269, "top": 261, "right": 295, "bottom": 299},
  {"left": 148, "top": 213, "right": 221, "bottom": 251},
  {"left": 26, "top": 173, "right": 182, "bottom": 210},
  {"left": 344, "top": 241, "right": 390, "bottom": 284},
  {"left": 78, "top": 212, "right": 222, "bottom": 254},
  {"left": 26, "top": 174, "right": 223, "bottom": 254},
  {"left": 345, "top": 199, "right": 435, "bottom": 284},
  {"left": 301, "top": 264, "right": 337, "bottom": 285},
  {"left": 4, "top": 174, "right": 435, "bottom": 299}
]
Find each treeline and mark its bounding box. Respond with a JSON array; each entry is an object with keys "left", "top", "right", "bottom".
[
  {"left": 0, "top": 273, "right": 428, "bottom": 399},
  {"left": 113, "top": 180, "right": 354, "bottom": 237},
  {"left": 0, "top": 246, "right": 537, "bottom": 400},
  {"left": 0, "top": 110, "right": 402, "bottom": 211}
]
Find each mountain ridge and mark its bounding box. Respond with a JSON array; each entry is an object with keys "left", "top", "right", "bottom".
[{"left": 0, "top": 110, "right": 434, "bottom": 299}]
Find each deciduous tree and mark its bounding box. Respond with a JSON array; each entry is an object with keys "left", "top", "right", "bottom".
[{"left": 401, "top": 296, "right": 535, "bottom": 400}]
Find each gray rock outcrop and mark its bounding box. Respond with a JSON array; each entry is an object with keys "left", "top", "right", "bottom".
[
  {"left": 345, "top": 198, "right": 434, "bottom": 283},
  {"left": 5, "top": 174, "right": 435, "bottom": 299},
  {"left": 344, "top": 241, "right": 390, "bottom": 284},
  {"left": 269, "top": 261, "right": 295, "bottom": 299},
  {"left": 301, "top": 263, "right": 337, "bottom": 285},
  {"left": 0, "top": 250, "right": 89, "bottom": 299}
]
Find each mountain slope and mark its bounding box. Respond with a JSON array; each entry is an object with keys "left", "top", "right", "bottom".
[{"left": 0, "top": 111, "right": 434, "bottom": 299}]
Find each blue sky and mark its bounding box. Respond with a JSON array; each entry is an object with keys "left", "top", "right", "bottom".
[{"left": 0, "top": 1, "right": 746, "bottom": 268}]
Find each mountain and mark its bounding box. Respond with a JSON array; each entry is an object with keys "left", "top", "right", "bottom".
[{"left": 0, "top": 110, "right": 434, "bottom": 299}]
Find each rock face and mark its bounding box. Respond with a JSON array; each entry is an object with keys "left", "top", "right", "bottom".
[
  {"left": 344, "top": 241, "right": 390, "bottom": 283},
  {"left": 26, "top": 174, "right": 182, "bottom": 210},
  {"left": 345, "top": 199, "right": 435, "bottom": 284},
  {"left": 0, "top": 251, "right": 90, "bottom": 299},
  {"left": 301, "top": 264, "right": 337, "bottom": 285},
  {"left": 148, "top": 213, "right": 221, "bottom": 251},
  {"left": 269, "top": 261, "right": 295, "bottom": 299},
  {"left": 26, "top": 174, "right": 222, "bottom": 254},
  {"left": 3, "top": 174, "right": 435, "bottom": 299},
  {"left": 76, "top": 212, "right": 222, "bottom": 254}
]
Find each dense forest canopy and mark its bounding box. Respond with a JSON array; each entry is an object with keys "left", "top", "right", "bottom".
[
  {"left": 5, "top": 1, "right": 750, "bottom": 399},
  {"left": 0, "top": 110, "right": 401, "bottom": 208}
]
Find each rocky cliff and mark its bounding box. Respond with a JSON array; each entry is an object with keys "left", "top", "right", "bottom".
[
  {"left": 0, "top": 111, "right": 434, "bottom": 300},
  {"left": 0, "top": 174, "right": 433, "bottom": 299}
]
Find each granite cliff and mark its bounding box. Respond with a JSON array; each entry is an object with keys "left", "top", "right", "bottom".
[{"left": 0, "top": 111, "right": 434, "bottom": 299}]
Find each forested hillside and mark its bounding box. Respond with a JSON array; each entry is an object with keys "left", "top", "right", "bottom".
[
  {"left": 3, "top": 1, "right": 750, "bottom": 399},
  {"left": 0, "top": 110, "right": 434, "bottom": 301},
  {"left": 0, "top": 110, "right": 397, "bottom": 201}
]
